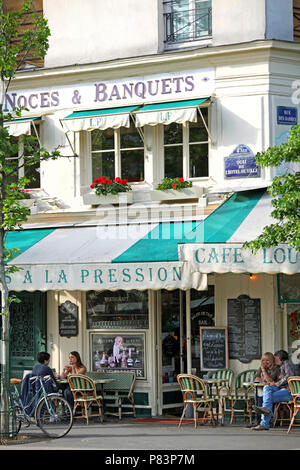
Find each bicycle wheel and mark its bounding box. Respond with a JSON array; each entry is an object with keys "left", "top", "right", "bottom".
[{"left": 35, "top": 395, "right": 73, "bottom": 438}]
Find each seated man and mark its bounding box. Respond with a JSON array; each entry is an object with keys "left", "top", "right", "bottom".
[
  {"left": 21, "top": 351, "right": 59, "bottom": 413},
  {"left": 252, "top": 350, "right": 297, "bottom": 431},
  {"left": 32, "top": 351, "right": 60, "bottom": 391}
]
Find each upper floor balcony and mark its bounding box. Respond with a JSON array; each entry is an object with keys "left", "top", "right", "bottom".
[{"left": 163, "top": 0, "right": 212, "bottom": 47}]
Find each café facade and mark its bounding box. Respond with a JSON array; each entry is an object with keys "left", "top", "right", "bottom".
[{"left": 4, "top": 39, "right": 300, "bottom": 416}]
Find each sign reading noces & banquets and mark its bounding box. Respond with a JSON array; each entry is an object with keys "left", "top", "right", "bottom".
[{"left": 3, "top": 68, "right": 214, "bottom": 114}]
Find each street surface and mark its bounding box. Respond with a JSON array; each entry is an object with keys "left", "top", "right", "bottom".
[{"left": 1, "top": 418, "right": 300, "bottom": 455}]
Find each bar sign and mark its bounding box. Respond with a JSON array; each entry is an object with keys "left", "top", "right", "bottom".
[{"left": 277, "top": 106, "right": 298, "bottom": 125}]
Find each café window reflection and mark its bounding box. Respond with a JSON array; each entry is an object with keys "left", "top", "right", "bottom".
[
  {"left": 191, "top": 286, "right": 215, "bottom": 376},
  {"left": 161, "top": 290, "right": 184, "bottom": 384},
  {"left": 86, "top": 290, "right": 149, "bottom": 329}
]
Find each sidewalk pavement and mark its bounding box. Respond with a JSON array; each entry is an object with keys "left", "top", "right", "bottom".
[{"left": 1, "top": 416, "right": 300, "bottom": 453}]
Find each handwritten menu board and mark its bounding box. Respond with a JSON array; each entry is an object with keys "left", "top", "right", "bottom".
[
  {"left": 200, "top": 327, "right": 229, "bottom": 371},
  {"left": 227, "top": 296, "right": 261, "bottom": 363}
]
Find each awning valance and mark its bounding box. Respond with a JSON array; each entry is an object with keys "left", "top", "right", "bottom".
[
  {"left": 4, "top": 117, "right": 40, "bottom": 137},
  {"left": 178, "top": 188, "right": 300, "bottom": 274},
  {"left": 62, "top": 105, "right": 140, "bottom": 132},
  {"left": 134, "top": 97, "right": 210, "bottom": 127},
  {"left": 6, "top": 222, "right": 207, "bottom": 291}
]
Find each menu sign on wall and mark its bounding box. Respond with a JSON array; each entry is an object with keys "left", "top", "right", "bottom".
[
  {"left": 227, "top": 295, "right": 261, "bottom": 362},
  {"left": 200, "top": 327, "right": 229, "bottom": 371},
  {"left": 58, "top": 301, "right": 78, "bottom": 337}
]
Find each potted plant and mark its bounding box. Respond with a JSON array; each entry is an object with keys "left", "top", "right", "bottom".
[
  {"left": 84, "top": 176, "right": 133, "bottom": 205},
  {"left": 8, "top": 185, "right": 34, "bottom": 208},
  {"left": 151, "top": 177, "right": 203, "bottom": 201}
]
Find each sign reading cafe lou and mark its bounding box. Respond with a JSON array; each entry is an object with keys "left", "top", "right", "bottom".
[
  {"left": 179, "top": 244, "right": 300, "bottom": 274},
  {"left": 3, "top": 68, "right": 214, "bottom": 114}
]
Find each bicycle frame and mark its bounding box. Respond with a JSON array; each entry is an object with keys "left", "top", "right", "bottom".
[{"left": 11, "top": 375, "right": 58, "bottom": 424}]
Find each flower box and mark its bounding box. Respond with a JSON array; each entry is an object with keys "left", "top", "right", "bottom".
[
  {"left": 17, "top": 199, "right": 35, "bottom": 208},
  {"left": 150, "top": 186, "right": 203, "bottom": 201},
  {"left": 83, "top": 192, "right": 134, "bottom": 205}
]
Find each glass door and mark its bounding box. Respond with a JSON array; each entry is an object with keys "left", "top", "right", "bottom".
[{"left": 157, "top": 286, "right": 215, "bottom": 414}]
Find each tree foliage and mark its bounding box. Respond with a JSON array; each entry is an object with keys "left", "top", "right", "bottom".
[
  {"left": 0, "top": 0, "right": 59, "bottom": 437},
  {"left": 244, "top": 124, "right": 300, "bottom": 253}
]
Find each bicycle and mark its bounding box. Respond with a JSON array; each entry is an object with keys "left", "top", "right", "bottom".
[{"left": 10, "top": 375, "right": 73, "bottom": 438}]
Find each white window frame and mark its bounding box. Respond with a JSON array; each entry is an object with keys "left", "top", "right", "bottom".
[
  {"left": 6, "top": 121, "right": 41, "bottom": 188},
  {"left": 87, "top": 124, "right": 145, "bottom": 185},
  {"left": 159, "top": 107, "right": 210, "bottom": 181},
  {"left": 163, "top": 0, "right": 212, "bottom": 49}
]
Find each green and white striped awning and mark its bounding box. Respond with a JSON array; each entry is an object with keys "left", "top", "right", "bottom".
[
  {"left": 4, "top": 117, "right": 40, "bottom": 137},
  {"left": 134, "top": 97, "right": 210, "bottom": 127},
  {"left": 178, "top": 189, "right": 300, "bottom": 274},
  {"left": 62, "top": 105, "right": 140, "bottom": 132}
]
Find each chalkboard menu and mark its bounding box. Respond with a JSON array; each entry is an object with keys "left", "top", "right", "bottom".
[
  {"left": 59, "top": 301, "right": 78, "bottom": 337},
  {"left": 227, "top": 295, "right": 261, "bottom": 363},
  {"left": 200, "top": 327, "right": 229, "bottom": 371}
]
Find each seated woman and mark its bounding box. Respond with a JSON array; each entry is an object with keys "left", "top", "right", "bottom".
[
  {"left": 252, "top": 350, "right": 297, "bottom": 431},
  {"left": 250, "top": 352, "right": 279, "bottom": 427},
  {"left": 60, "top": 351, "right": 87, "bottom": 407}
]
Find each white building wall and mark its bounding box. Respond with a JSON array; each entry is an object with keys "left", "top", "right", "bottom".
[
  {"left": 215, "top": 273, "right": 279, "bottom": 376},
  {"left": 44, "top": 0, "right": 160, "bottom": 68},
  {"left": 212, "top": 0, "right": 293, "bottom": 47}
]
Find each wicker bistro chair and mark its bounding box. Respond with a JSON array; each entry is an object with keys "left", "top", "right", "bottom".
[
  {"left": 272, "top": 377, "right": 299, "bottom": 430},
  {"left": 102, "top": 371, "right": 136, "bottom": 420},
  {"left": 206, "top": 368, "right": 235, "bottom": 424},
  {"left": 228, "top": 369, "right": 257, "bottom": 424},
  {"left": 177, "top": 374, "right": 216, "bottom": 428},
  {"left": 286, "top": 376, "right": 300, "bottom": 433},
  {"left": 67, "top": 374, "right": 103, "bottom": 425}
]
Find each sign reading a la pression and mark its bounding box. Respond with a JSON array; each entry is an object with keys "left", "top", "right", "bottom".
[{"left": 3, "top": 68, "right": 214, "bottom": 114}]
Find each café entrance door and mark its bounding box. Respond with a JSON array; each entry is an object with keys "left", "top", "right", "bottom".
[
  {"left": 9, "top": 291, "right": 47, "bottom": 379},
  {"left": 157, "top": 286, "right": 215, "bottom": 415}
]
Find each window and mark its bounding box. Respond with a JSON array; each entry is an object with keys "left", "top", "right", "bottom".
[
  {"left": 91, "top": 121, "right": 144, "bottom": 182},
  {"left": 3, "top": 0, "right": 45, "bottom": 69},
  {"left": 6, "top": 124, "right": 41, "bottom": 189},
  {"left": 163, "top": 0, "right": 212, "bottom": 45},
  {"left": 163, "top": 109, "right": 209, "bottom": 179}
]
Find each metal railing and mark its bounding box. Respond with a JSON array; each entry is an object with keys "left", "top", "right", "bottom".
[{"left": 163, "top": 1, "right": 212, "bottom": 44}]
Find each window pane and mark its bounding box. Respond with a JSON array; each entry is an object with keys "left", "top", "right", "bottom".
[
  {"left": 24, "top": 126, "right": 41, "bottom": 188},
  {"left": 189, "top": 112, "right": 208, "bottom": 143},
  {"left": 189, "top": 143, "right": 208, "bottom": 177},
  {"left": 191, "top": 285, "right": 214, "bottom": 376},
  {"left": 164, "top": 122, "right": 182, "bottom": 145},
  {"left": 6, "top": 136, "right": 19, "bottom": 186},
  {"left": 161, "top": 290, "right": 183, "bottom": 384},
  {"left": 92, "top": 151, "right": 115, "bottom": 180},
  {"left": 164, "top": 146, "right": 183, "bottom": 178},
  {"left": 120, "top": 124, "right": 143, "bottom": 149},
  {"left": 91, "top": 128, "right": 114, "bottom": 151},
  {"left": 25, "top": 163, "right": 40, "bottom": 188},
  {"left": 121, "top": 150, "right": 144, "bottom": 182},
  {"left": 86, "top": 290, "right": 149, "bottom": 329},
  {"left": 195, "top": 0, "right": 212, "bottom": 37},
  {"left": 171, "top": 2, "right": 190, "bottom": 42},
  {"left": 166, "top": 0, "right": 212, "bottom": 42}
]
